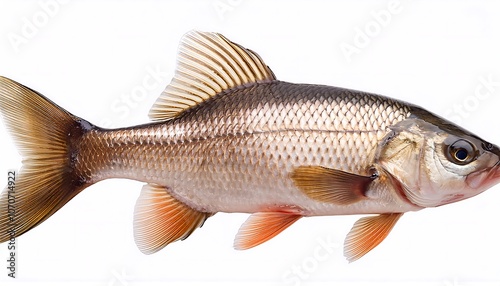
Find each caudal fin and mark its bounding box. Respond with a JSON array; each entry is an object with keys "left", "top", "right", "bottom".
[{"left": 0, "top": 76, "right": 92, "bottom": 242}]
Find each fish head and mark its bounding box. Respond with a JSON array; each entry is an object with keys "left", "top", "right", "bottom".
[{"left": 377, "top": 108, "right": 500, "bottom": 208}]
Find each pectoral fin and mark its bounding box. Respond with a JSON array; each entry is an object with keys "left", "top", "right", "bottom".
[
  {"left": 291, "top": 166, "right": 375, "bottom": 205},
  {"left": 234, "top": 212, "right": 302, "bottom": 250},
  {"left": 133, "top": 184, "right": 212, "bottom": 254},
  {"left": 344, "top": 213, "right": 403, "bottom": 262}
]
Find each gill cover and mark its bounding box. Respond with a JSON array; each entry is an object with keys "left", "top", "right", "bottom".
[{"left": 376, "top": 108, "right": 500, "bottom": 208}]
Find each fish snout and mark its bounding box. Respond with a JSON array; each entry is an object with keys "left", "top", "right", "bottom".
[{"left": 465, "top": 160, "right": 500, "bottom": 190}]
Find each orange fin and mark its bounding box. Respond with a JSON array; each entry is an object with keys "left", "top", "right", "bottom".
[
  {"left": 234, "top": 212, "right": 302, "bottom": 250},
  {"left": 134, "top": 184, "right": 212, "bottom": 254},
  {"left": 291, "top": 166, "right": 375, "bottom": 205},
  {"left": 344, "top": 213, "right": 403, "bottom": 262}
]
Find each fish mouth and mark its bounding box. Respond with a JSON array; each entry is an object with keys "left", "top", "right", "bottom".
[{"left": 466, "top": 160, "right": 500, "bottom": 190}]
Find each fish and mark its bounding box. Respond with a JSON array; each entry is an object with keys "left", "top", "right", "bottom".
[{"left": 0, "top": 31, "right": 499, "bottom": 263}]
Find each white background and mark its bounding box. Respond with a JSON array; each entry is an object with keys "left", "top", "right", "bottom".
[{"left": 0, "top": 1, "right": 500, "bottom": 286}]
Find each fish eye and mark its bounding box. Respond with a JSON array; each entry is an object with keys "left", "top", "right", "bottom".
[{"left": 445, "top": 139, "right": 477, "bottom": 165}]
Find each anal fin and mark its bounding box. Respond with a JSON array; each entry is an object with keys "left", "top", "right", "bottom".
[
  {"left": 344, "top": 213, "right": 403, "bottom": 262},
  {"left": 234, "top": 211, "right": 302, "bottom": 250},
  {"left": 133, "top": 184, "right": 212, "bottom": 254}
]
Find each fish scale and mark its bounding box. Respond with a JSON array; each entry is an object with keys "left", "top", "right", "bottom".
[{"left": 72, "top": 81, "right": 412, "bottom": 216}]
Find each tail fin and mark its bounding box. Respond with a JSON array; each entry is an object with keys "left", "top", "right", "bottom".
[{"left": 0, "top": 76, "right": 92, "bottom": 242}]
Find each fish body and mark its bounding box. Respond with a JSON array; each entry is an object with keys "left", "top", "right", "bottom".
[
  {"left": 0, "top": 31, "right": 499, "bottom": 262},
  {"left": 81, "top": 81, "right": 416, "bottom": 216}
]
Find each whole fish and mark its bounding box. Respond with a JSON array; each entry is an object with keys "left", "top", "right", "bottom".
[{"left": 0, "top": 31, "right": 498, "bottom": 262}]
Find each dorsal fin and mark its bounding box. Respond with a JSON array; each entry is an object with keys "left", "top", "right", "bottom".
[{"left": 149, "top": 31, "right": 276, "bottom": 121}]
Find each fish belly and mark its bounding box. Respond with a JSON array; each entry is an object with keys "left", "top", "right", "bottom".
[{"left": 81, "top": 127, "right": 412, "bottom": 215}]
